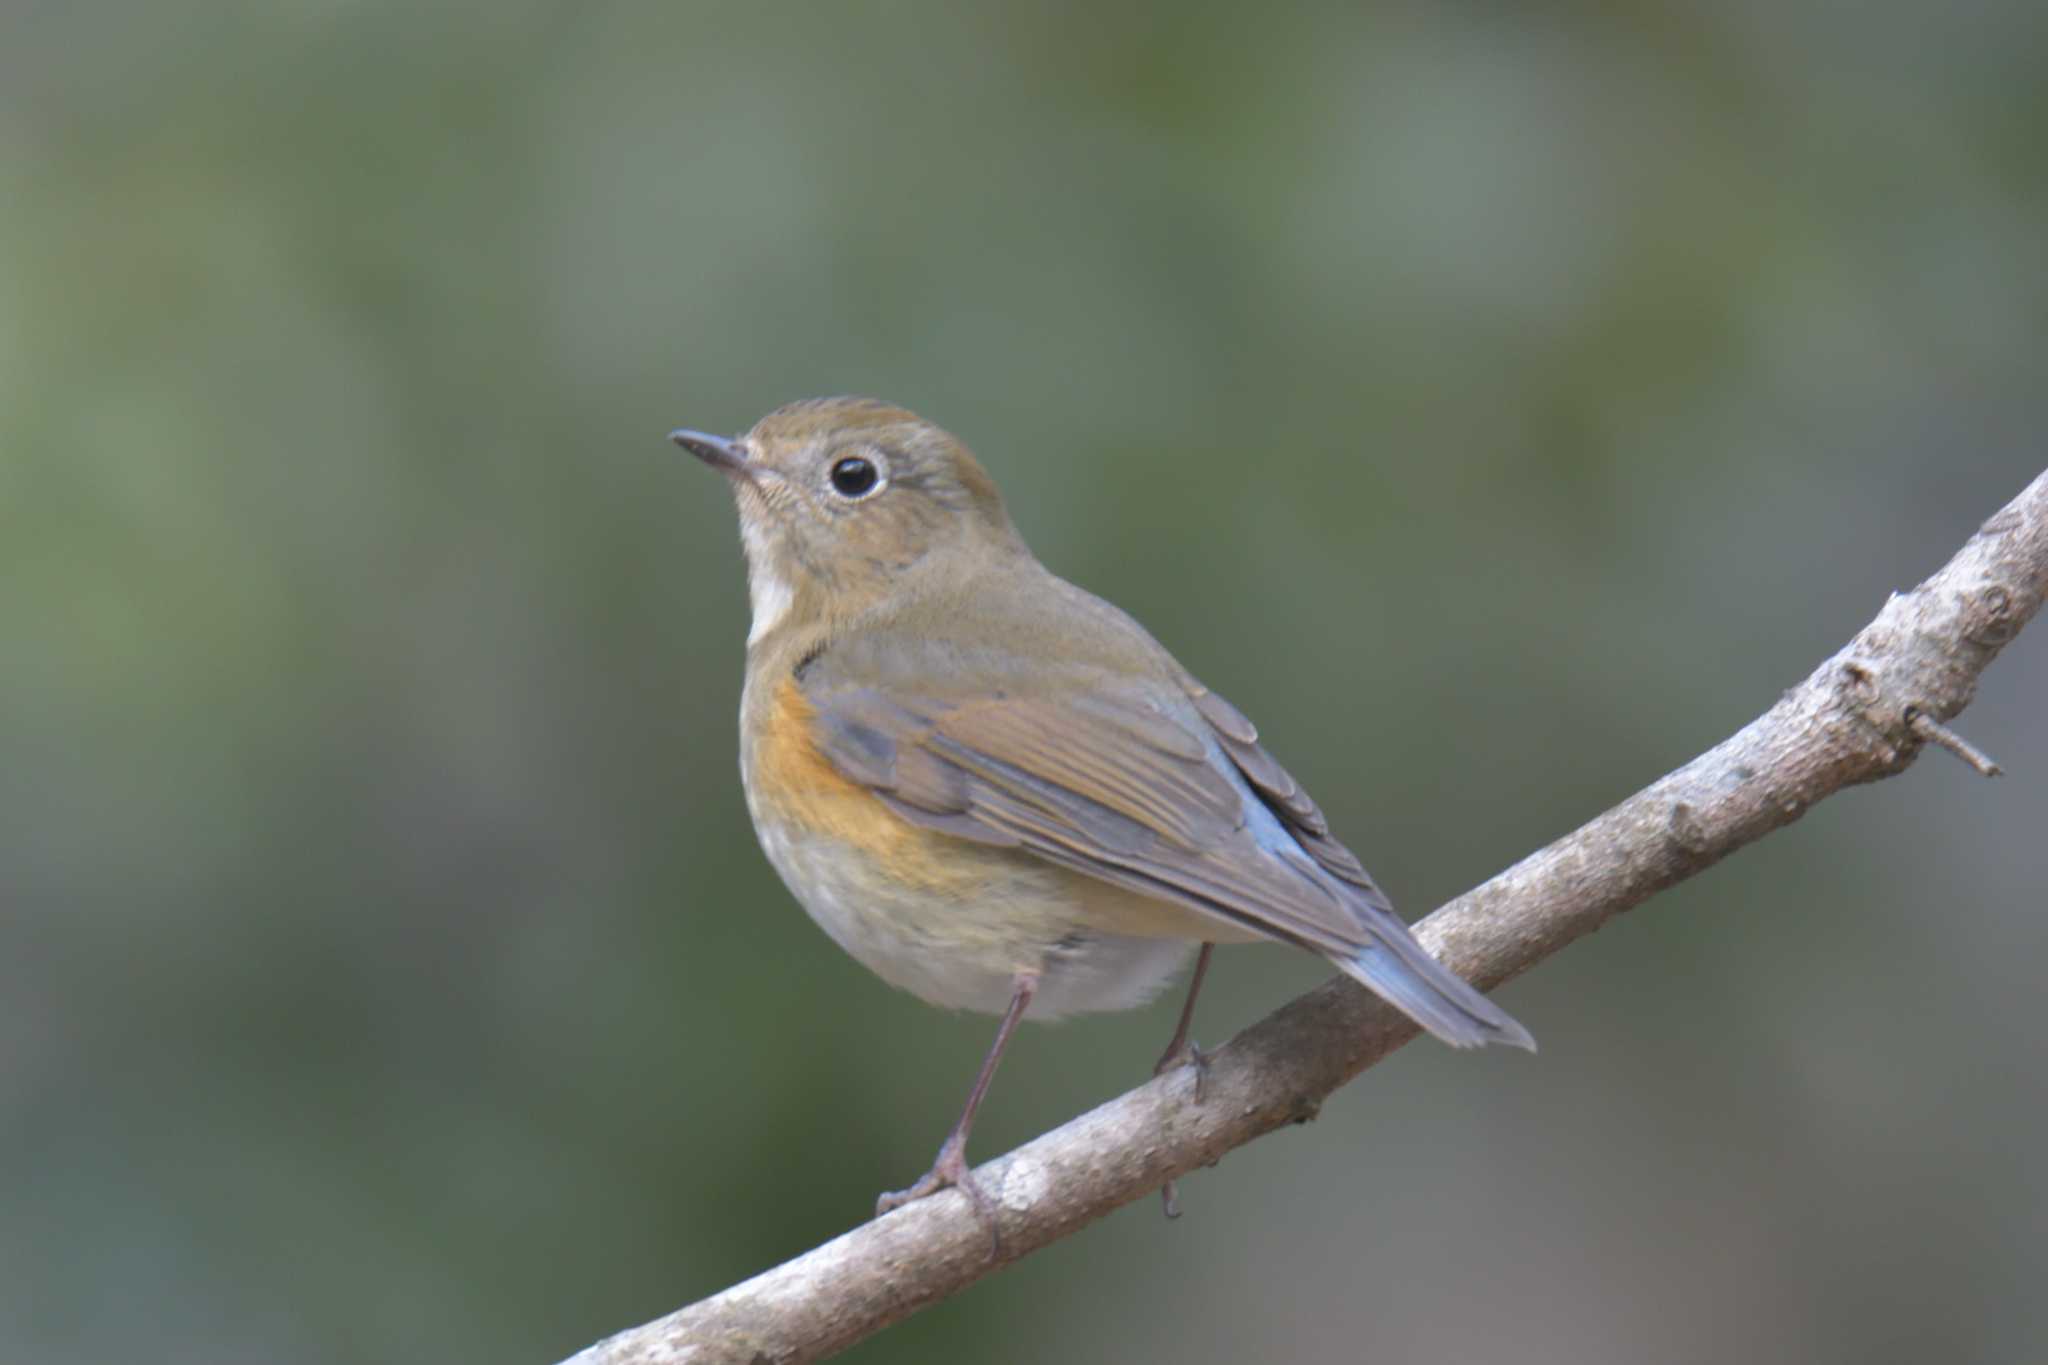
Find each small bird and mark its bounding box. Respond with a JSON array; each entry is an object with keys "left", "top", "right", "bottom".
[{"left": 674, "top": 397, "right": 1532, "bottom": 1220}]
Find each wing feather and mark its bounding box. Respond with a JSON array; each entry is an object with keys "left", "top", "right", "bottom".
[{"left": 801, "top": 654, "right": 1389, "bottom": 956}]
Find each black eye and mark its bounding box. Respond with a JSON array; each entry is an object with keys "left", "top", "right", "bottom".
[{"left": 829, "top": 456, "right": 879, "bottom": 499}]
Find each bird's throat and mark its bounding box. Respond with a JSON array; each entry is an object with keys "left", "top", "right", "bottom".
[{"left": 739, "top": 517, "right": 796, "bottom": 646}]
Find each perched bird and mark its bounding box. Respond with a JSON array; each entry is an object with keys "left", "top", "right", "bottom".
[{"left": 674, "top": 397, "right": 1532, "bottom": 1219}]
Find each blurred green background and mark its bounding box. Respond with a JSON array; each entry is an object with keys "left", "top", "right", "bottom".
[{"left": 4, "top": 2, "right": 2045, "bottom": 1362}]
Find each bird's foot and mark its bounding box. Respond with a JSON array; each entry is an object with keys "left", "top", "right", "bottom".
[
  {"left": 1153, "top": 1037, "right": 1210, "bottom": 1219},
  {"left": 875, "top": 1132, "right": 1002, "bottom": 1255}
]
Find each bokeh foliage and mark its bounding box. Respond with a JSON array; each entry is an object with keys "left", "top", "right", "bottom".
[{"left": 3, "top": 3, "right": 2044, "bottom": 1361}]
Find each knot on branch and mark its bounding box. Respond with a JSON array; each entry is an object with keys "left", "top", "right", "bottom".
[
  {"left": 1967, "top": 583, "right": 2018, "bottom": 648},
  {"left": 1831, "top": 659, "right": 1909, "bottom": 774},
  {"left": 1834, "top": 634, "right": 2007, "bottom": 780},
  {"left": 1665, "top": 801, "right": 1710, "bottom": 858}
]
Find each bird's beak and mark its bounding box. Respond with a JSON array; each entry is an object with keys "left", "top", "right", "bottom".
[{"left": 669, "top": 429, "right": 758, "bottom": 487}]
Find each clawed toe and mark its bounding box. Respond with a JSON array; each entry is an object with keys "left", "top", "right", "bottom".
[
  {"left": 1154, "top": 1037, "right": 1210, "bottom": 1103},
  {"left": 1153, "top": 1038, "right": 1211, "bottom": 1219},
  {"left": 875, "top": 1137, "right": 1003, "bottom": 1256}
]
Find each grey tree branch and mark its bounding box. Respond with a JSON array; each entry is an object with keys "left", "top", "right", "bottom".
[{"left": 565, "top": 469, "right": 2048, "bottom": 1365}]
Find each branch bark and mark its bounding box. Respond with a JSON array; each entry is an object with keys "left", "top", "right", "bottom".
[{"left": 566, "top": 469, "right": 2048, "bottom": 1365}]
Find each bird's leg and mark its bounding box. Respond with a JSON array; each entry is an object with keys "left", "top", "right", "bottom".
[
  {"left": 876, "top": 970, "right": 1039, "bottom": 1251},
  {"left": 1154, "top": 942, "right": 1214, "bottom": 1093},
  {"left": 1155, "top": 942, "right": 1214, "bottom": 1219}
]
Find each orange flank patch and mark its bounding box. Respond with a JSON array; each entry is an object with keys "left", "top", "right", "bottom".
[{"left": 753, "top": 677, "right": 986, "bottom": 895}]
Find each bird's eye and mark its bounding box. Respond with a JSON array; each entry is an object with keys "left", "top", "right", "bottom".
[{"left": 828, "top": 455, "right": 881, "bottom": 499}]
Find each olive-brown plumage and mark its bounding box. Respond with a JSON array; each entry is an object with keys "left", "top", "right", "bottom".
[{"left": 674, "top": 397, "right": 1531, "bottom": 1219}]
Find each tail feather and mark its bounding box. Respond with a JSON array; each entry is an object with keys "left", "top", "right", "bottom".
[{"left": 1339, "top": 940, "right": 1536, "bottom": 1052}]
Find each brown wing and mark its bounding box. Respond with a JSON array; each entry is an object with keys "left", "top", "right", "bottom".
[
  {"left": 799, "top": 618, "right": 1534, "bottom": 1051},
  {"left": 801, "top": 655, "right": 1394, "bottom": 959},
  {"left": 1177, "top": 675, "right": 1386, "bottom": 895}
]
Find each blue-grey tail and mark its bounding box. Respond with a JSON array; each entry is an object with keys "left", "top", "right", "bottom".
[{"left": 1339, "top": 939, "right": 1536, "bottom": 1051}]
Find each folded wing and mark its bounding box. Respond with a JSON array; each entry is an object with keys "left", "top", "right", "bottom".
[{"left": 800, "top": 635, "right": 1532, "bottom": 1049}]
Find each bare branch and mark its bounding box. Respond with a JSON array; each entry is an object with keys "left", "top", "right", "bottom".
[
  {"left": 1906, "top": 707, "right": 2005, "bottom": 776},
  {"left": 565, "top": 469, "right": 2048, "bottom": 1365}
]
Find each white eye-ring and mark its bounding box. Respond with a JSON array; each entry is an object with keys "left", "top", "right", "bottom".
[{"left": 826, "top": 451, "right": 885, "bottom": 500}]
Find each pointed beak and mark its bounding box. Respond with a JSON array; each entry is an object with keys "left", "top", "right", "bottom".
[{"left": 669, "top": 429, "right": 758, "bottom": 486}]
